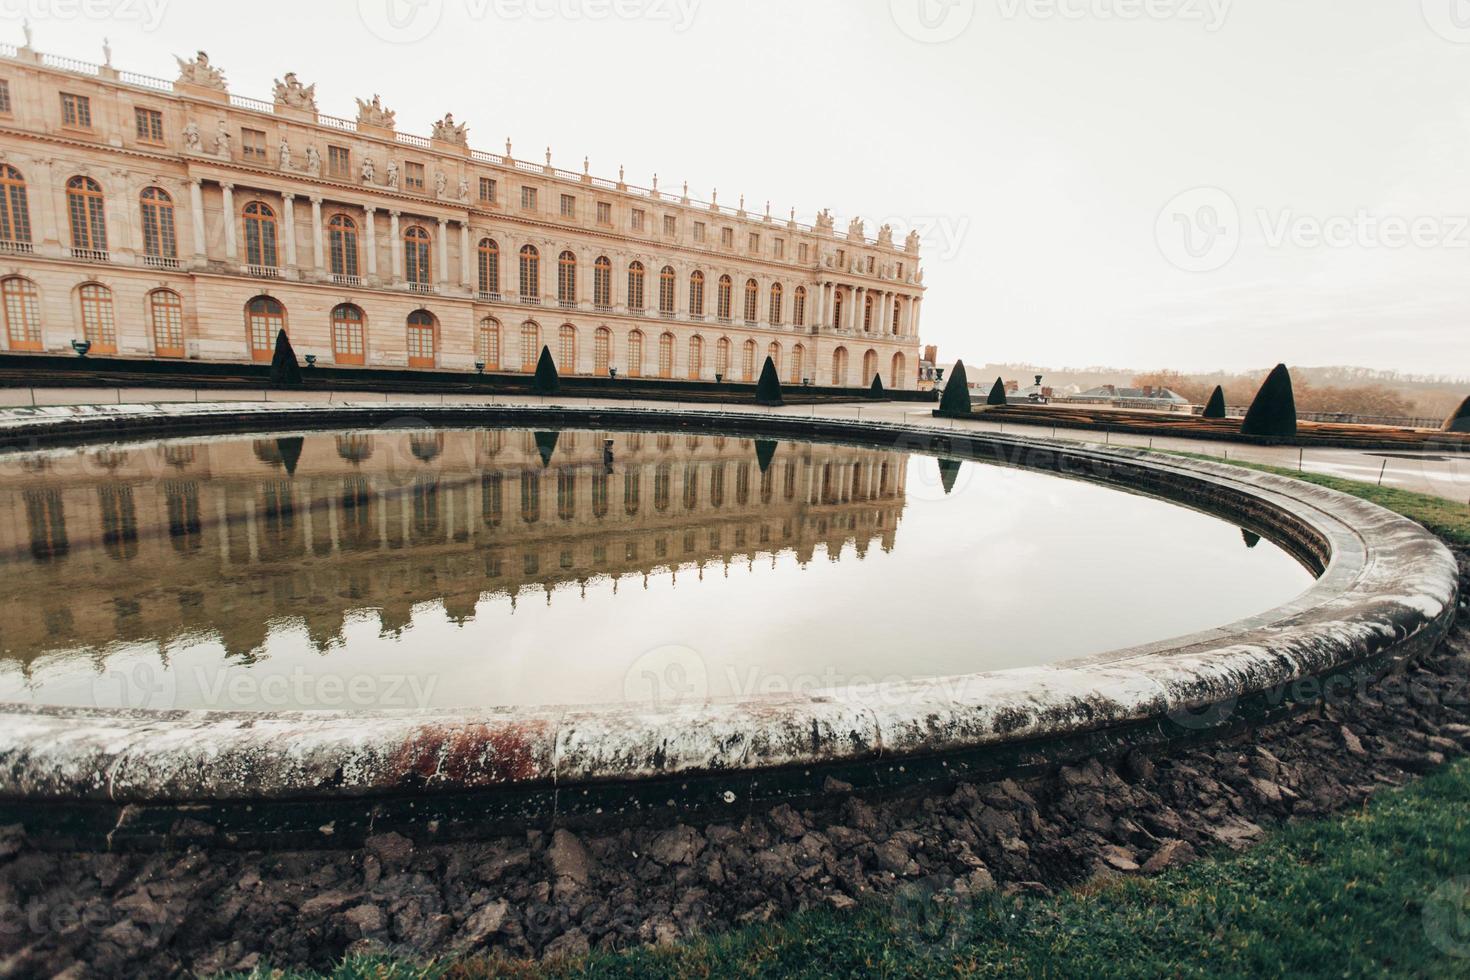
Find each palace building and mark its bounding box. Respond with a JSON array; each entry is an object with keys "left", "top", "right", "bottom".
[{"left": 0, "top": 43, "right": 927, "bottom": 388}]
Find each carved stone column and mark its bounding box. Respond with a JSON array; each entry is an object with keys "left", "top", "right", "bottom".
[
  {"left": 220, "top": 183, "right": 237, "bottom": 261},
  {"left": 309, "top": 196, "right": 325, "bottom": 274},
  {"left": 459, "top": 222, "right": 471, "bottom": 291},
  {"left": 281, "top": 194, "right": 299, "bottom": 271},
  {"left": 363, "top": 207, "right": 378, "bottom": 280},
  {"left": 188, "top": 179, "right": 206, "bottom": 262},
  {"left": 388, "top": 210, "right": 402, "bottom": 283},
  {"left": 436, "top": 217, "right": 449, "bottom": 289}
]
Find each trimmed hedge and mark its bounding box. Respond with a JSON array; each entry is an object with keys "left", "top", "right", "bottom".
[
  {"left": 269, "top": 330, "right": 302, "bottom": 387},
  {"left": 533, "top": 346, "right": 560, "bottom": 395},
  {"left": 1203, "top": 386, "right": 1227, "bottom": 420},
  {"left": 755, "top": 357, "right": 784, "bottom": 407},
  {"left": 939, "top": 360, "right": 972, "bottom": 416},
  {"left": 1444, "top": 395, "right": 1470, "bottom": 434},
  {"left": 987, "top": 377, "right": 1008, "bottom": 407},
  {"left": 1241, "top": 364, "right": 1298, "bottom": 439}
]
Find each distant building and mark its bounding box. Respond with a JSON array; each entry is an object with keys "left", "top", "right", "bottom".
[{"left": 1058, "top": 385, "right": 1191, "bottom": 411}]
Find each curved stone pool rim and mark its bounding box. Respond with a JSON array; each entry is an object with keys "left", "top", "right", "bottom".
[{"left": 0, "top": 403, "right": 1457, "bottom": 850}]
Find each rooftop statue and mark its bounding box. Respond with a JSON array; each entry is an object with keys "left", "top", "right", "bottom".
[
  {"left": 906, "top": 229, "right": 922, "bottom": 252},
  {"left": 272, "top": 72, "right": 317, "bottom": 111},
  {"left": 814, "top": 209, "right": 835, "bottom": 234},
  {"left": 175, "top": 50, "right": 226, "bottom": 91},
  {"left": 355, "top": 94, "right": 396, "bottom": 130},
  {"left": 877, "top": 224, "right": 894, "bottom": 247},
  {"left": 847, "top": 217, "right": 866, "bottom": 241},
  {"left": 431, "top": 113, "right": 469, "bottom": 146}
]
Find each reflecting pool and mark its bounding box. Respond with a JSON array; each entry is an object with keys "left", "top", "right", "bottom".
[{"left": 0, "top": 428, "right": 1314, "bottom": 712}]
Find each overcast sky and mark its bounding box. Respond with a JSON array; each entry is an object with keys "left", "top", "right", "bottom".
[{"left": 14, "top": 0, "right": 1468, "bottom": 376}]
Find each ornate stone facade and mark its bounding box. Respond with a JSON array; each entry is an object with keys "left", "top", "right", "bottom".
[{"left": 0, "top": 46, "right": 925, "bottom": 387}]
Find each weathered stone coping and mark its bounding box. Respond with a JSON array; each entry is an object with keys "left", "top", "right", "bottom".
[{"left": 0, "top": 403, "right": 1457, "bottom": 846}]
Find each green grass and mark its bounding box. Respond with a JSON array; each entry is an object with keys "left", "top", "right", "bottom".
[
  {"left": 230, "top": 461, "right": 1470, "bottom": 980},
  {"left": 1167, "top": 452, "right": 1470, "bottom": 547}
]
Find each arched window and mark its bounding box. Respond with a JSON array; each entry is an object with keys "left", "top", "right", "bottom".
[
  {"left": 594, "top": 325, "right": 611, "bottom": 375},
  {"left": 627, "top": 330, "right": 644, "bottom": 378},
  {"left": 891, "top": 351, "right": 907, "bottom": 391},
  {"left": 769, "top": 282, "right": 784, "bottom": 327},
  {"left": 246, "top": 296, "right": 285, "bottom": 361},
  {"left": 139, "top": 187, "right": 176, "bottom": 260},
  {"left": 519, "top": 245, "right": 540, "bottom": 301},
  {"left": 658, "top": 332, "right": 675, "bottom": 378},
  {"left": 149, "top": 289, "right": 184, "bottom": 358},
  {"left": 863, "top": 349, "right": 879, "bottom": 386},
  {"left": 594, "top": 256, "right": 612, "bottom": 308},
  {"left": 768, "top": 342, "right": 782, "bottom": 379},
  {"left": 741, "top": 339, "right": 757, "bottom": 382},
  {"left": 688, "top": 335, "right": 704, "bottom": 380},
  {"left": 863, "top": 294, "right": 875, "bottom": 332},
  {"left": 478, "top": 317, "right": 501, "bottom": 369},
  {"left": 793, "top": 286, "right": 807, "bottom": 328},
  {"left": 407, "top": 310, "right": 436, "bottom": 368},
  {"left": 328, "top": 214, "right": 359, "bottom": 279},
  {"left": 790, "top": 343, "right": 806, "bottom": 385},
  {"left": 689, "top": 271, "right": 705, "bottom": 317},
  {"left": 243, "top": 201, "right": 277, "bottom": 269},
  {"left": 716, "top": 337, "right": 731, "bottom": 378},
  {"left": 559, "top": 323, "right": 577, "bottom": 374},
  {"left": 659, "top": 266, "right": 676, "bottom": 316},
  {"left": 743, "top": 279, "right": 759, "bottom": 324},
  {"left": 627, "top": 262, "right": 646, "bottom": 312},
  {"left": 2, "top": 277, "right": 42, "bottom": 351},
  {"left": 66, "top": 176, "right": 107, "bottom": 254},
  {"left": 78, "top": 284, "right": 116, "bottom": 353},
  {"left": 331, "top": 304, "right": 366, "bottom": 365},
  {"left": 717, "top": 275, "right": 733, "bottom": 322},
  {"left": 478, "top": 238, "right": 500, "bottom": 296},
  {"left": 558, "top": 251, "right": 577, "bottom": 307},
  {"left": 520, "top": 320, "right": 540, "bottom": 371},
  {"left": 832, "top": 291, "right": 844, "bottom": 330},
  {"left": 831, "top": 346, "right": 849, "bottom": 387},
  {"left": 0, "top": 166, "right": 31, "bottom": 245},
  {"left": 404, "top": 225, "right": 431, "bottom": 287}
]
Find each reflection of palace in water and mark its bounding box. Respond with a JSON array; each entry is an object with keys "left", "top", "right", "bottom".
[{"left": 0, "top": 431, "right": 908, "bottom": 662}]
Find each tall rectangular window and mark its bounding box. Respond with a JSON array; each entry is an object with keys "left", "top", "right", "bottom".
[
  {"left": 405, "top": 162, "right": 425, "bottom": 191},
  {"left": 134, "top": 107, "right": 164, "bottom": 143},
  {"left": 631, "top": 209, "right": 646, "bottom": 231},
  {"left": 774, "top": 238, "right": 785, "bottom": 259},
  {"left": 0, "top": 81, "right": 10, "bottom": 115},
  {"left": 596, "top": 201, "right": 612, "bottom": 225},
  {"left": 663, "top": 215, "right": 677, "bottom": 237},
  {"left": 721, "top": 227, "right": 734, "bottom": 248},
  {"left": 520, "top": 186, "right": 538, "bottom": 211},
  {"left": 749, "top": 233, "right": 760, "bottom": 252},
  {"left": 560, "top": 194, "right": 576, "bottom": 218},
  {"left": 694, "top": 222, "right": 706, "bottom": 243},
  {"left": 799, "top": 243, "right": 809, "bottom": 263},
  {"left": 60, "top": 93, "right": 91, "bottom": 129},
  {"left": 242, "top": 128, "right": 268, "bottom": 160},
  {"left": 328, "top": 145, "right": 351, "bottom": 178},
  {"left": 479, "top": 177, "right": 497, "bottom": 203}
]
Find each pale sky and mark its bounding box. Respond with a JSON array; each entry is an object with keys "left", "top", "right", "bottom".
[{"left": 12, "top": 0, "right": 1468, "bottom": 375}]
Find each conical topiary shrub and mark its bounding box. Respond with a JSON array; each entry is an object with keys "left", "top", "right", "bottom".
[
  {"left": 986, "top": 377, "right": 1008, "bottom": 407},
  {"left": 1241, "top": 364, "right": 1298, "bottom": 439},
  {"left": 533, "top": 346, "right": 560, "bottom": 395},
  {"left": 269, "top": 329, "right": 302, "bottom": 386},
  {"left": 868, "top": 374, "right": 885, "bottom": 400},
  {"left": 938, "top": 360, "right": 972, "bottom": 416},
  {"left": 534, "top": 431, "right": 560, "bottom": 468},
  {"left": 1443, "top": 395, "right": 1470, "bottom": 433},
  {"left": 756, "top": 356, "right": 784, "bottom": 407},
  {"left": 755, "top": 440, "right": 778, "bottom": 474},
  {"left": 1241, "top": 529, "right": 1261, "bottom": 550},
  {"left": 937, "top": 458, "right": 963, "bottom": 496},
  {"left": 1203, "top": 386, "right": 1227, "bottom": 420}
]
